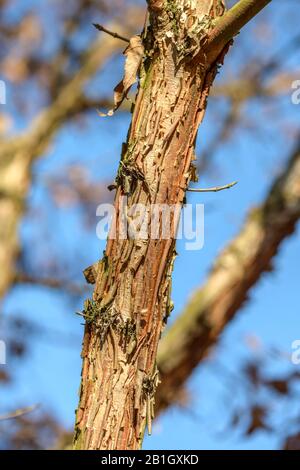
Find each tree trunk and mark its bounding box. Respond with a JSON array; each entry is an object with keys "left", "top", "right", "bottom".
[{"left": 74, "top": 0, "right": 229, "bottom": 450}]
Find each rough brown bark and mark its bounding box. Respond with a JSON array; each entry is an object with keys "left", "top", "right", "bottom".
[
  {"left": 0, "top": 24, "right": 129, "bottom": 301},
  {"left": 74, "top": 0, "right": 272, "bottom": 451},
  {"left": 156, "top": 142, "right": 300, "bottom": 412}
]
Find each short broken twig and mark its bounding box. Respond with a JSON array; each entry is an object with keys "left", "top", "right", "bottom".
[
  {"left": 187, "top": 181, "right": 238, "bottom": 193},
  {"left": 93, "top": 23, "right": 130, "bottom": 44}
]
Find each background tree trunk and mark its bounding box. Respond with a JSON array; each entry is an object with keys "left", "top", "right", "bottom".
[
  {"left": 74, "top": 0, "right": 227, "bottom": 450},
  {"left": 0, "top": 27, "right": 127, "bottom": 302}
]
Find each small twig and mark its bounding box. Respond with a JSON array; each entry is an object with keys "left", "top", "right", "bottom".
[
  {"left": 187, "top": 181, "right": 238, "bottom": 193},
  {"left": 0, "top": 404, "right": 39, "bottom": 421},
  {"left": 93, "top": 23, "right": 130, "bottom": 44}
]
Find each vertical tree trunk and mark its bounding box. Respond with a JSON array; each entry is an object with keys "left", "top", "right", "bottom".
[
  {"left": 155, "top": 143, "right": 300, "bottom": 412},
  {"left": 74, "top": 0, "right": 230, "bottom": 450}
]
